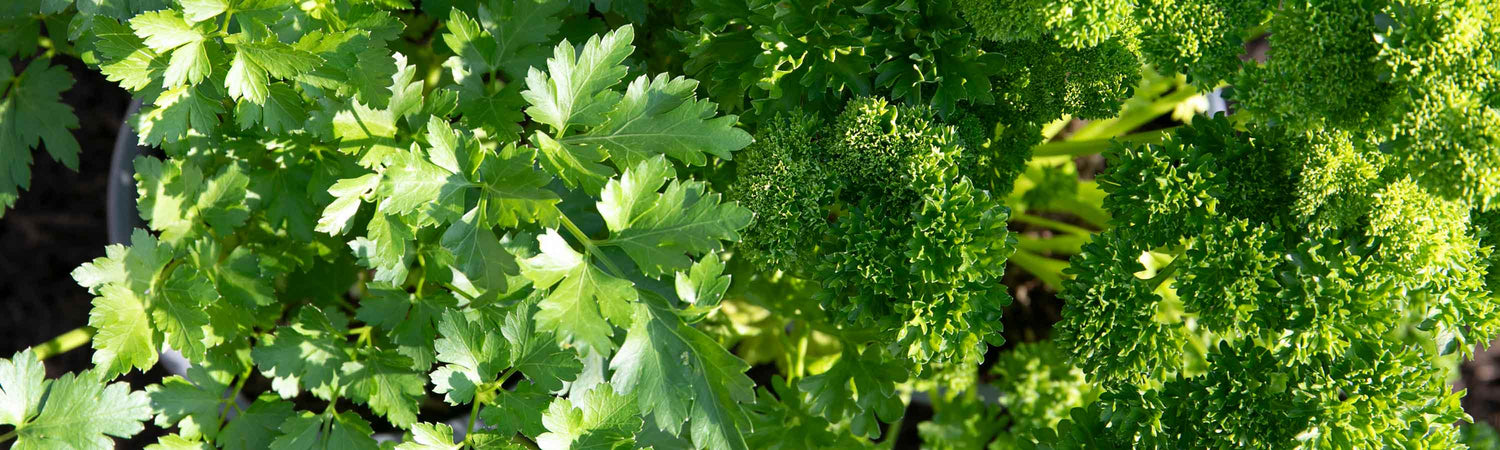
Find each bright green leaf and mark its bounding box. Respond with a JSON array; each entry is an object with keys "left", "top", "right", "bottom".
[
  {"left": 520, "top": 229, "right": 638, "bottom": 355},
  {"left": 597, "top": 156, "right": 752, "bottom": 278}
]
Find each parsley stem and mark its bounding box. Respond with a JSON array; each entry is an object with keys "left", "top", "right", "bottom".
[
  {"left": 558, "top": 213, "right": 628, "bottom": 278},
  {"left": 443, "top": 282, "right": 479, "bottom": 302},
  {"left": 1031, "top": 127, "right": 1176, "bottom": 158},
  {"left": 416, "top": 253, "right": 428, "bottom": 298},
  {"left": 33, "top": 326, "right": 95, "bottom": 360},
  {"left": 464, "top": 396, "right": 482, "bottom": 445},
  {"left": 794, "top": 326, "right": 809, "bottom": 379},
  {"left": 1070, "top": 87, "right": 1200, "bottom": 141},
  {"left": 218, "top": 367, "right": 253, "bottom": 429},
  {"left": 466, "top": 368, "right": 519, "bottom": 445},
  {"left": 1009, "top": 212, "right": 1094, "bottom": 237},
  {"left": 1147, "top": 254, "right": 1182, "bottom": 292},
  {"left": 1015, "top": 233, "right": 1089, "bottom": 255},
  {"left": 883, "top": 411, "right": 906, "bottom": 448},
  {"left": 1008, "top": 248, "right": 1070, "bottom": 291}
]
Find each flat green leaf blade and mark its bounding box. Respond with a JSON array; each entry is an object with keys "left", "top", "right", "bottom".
[
  {"left": 537, "top": 384, "right": 642, "bottom": 450},
  {"left": 396, "top": 422, "right": 464, "bottom": 450},
  {"left": 250, "top": 308, "right": 351, "bottom": 399},
  {"left": 180, "top": 0, "right": 228, "bottom": 23},
  {"left": 238, "top": 40, "right": 322, "bottom": 80},
  {"left": 597, "top": 157, "right": 752, "bottom": 277},
  {"left": 87, "top": 285, "right": 159, "bottom": 379},
  {"left": 152, "top": 271, "right": 218, "bottom": 361},
  {"left": 675, "top": 253, "right": 729, "bottom": 308},
  {"left": 519, "top": 230, "right": 638, "bottom": 355},
  {"left": 432, "top": 308, "right": 506, "bottom": 403},
  {"left": 139, "top": 85, "right": 225, "bottom": 145},
  {"left": 131, "top": 10, "right": 203, "bottom": 52},
  {"left": 14, "top": 372, "right": 152, "bottom": 450},
  {"left": 0, "top": 348, "right": 46, "bottom": 426},
  {"left": 234, "top": 83, "right": 306, "bottom": 134},
  {"left": 74, "top": 230, "right": 170, "bottom": 378},
  {"left": 501, "top": 300, "right": 582, "bottom": 392},
  {"left": 609, "top": 302, "right": 753, "bottom": 450},
  {"left": 484, "top": 0, "right": 567, "bottom": 79},
  {"left": 271, "top": 411, "right": 379, "bottom": 450},
  {"left": 521, "top": 26, "right": 634, "bottom": 132},
  {"left": 441, "top": 207, "right": 519, "bottom": 293},
  {"left": 342, "top": 350, "right": 427, "bottom": 428},
  {"left": 146, "top": 368, "right": 228, "bottom": 441},
  {"left": 565, "top": 74, "right": 751, "bottom": 167},
  {"left": 476, "top": 144, "right": 562, "bottom": 227},
  {"left": 332, "top": 99, "right": 401, "bottom": 167},
  {"left": 381, "top": 148, "right": 461, "bottom": 215},
  {"left": 532, "top": 131, "right": 614, "bottom": 193},
  {"left": 219, "top": 395, "right": 295, "bottom": 450},
  {"left": 163, "top": 39, "right": 213, "bottom": 88},
  {"left": 0, "top": 60, "right": 80, "bottom": 216}
]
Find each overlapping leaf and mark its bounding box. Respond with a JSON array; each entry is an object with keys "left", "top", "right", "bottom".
[{"left": 598, "top": 156, "right": 752, "bottom": 278}]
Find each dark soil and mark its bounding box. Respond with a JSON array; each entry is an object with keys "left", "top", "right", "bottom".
[{"left": 0, "top": 56, "right": 171, "bottom": 447}]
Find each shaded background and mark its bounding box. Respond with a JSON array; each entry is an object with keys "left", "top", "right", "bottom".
[{"left": 4, "top": 53, "right": 1500, "bottom": 447}]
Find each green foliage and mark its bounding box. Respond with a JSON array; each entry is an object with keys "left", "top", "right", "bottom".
[
  {"left": 0, "top": 349, "right": 152, "bottom": 449},
  {"left": 727, "top": 97, "right": 1015, "bottom": 393},
  {"left": 917, "top": 341, "right": 1095, "bottom": 449},
  {"left": 1045, "top": 2, "right": 1500, "bottom": 442},
  {"left": 0, "top": 59, "right": 81, "bottom": 217},
  {"left": 675, "top": 0, "right": 1142, "bottom": 121},
  {"left": 728, "top": 111, "right": 831, "bottom": 273},
  {"left": 5, "top": 0, "right": 1500, "bottom": 449}
]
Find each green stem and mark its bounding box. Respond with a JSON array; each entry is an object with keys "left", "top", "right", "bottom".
[
  {"left": 466, "top": 368, "right": 519, "bottom": 445},
  {"left": 415, "top": 253, "right": 428, "bottom": 298},
  {"left": 1008, "top": 248, "right": 1071, "bottom": 291},
  {"left": 1051, "top": 196, "right": 1111, "bottom": 230},
  {"left": 1015, "top": 234, "right": 1089, "bottom": 255},
  {"left": 153, "top": 258, "right": 183, "bottom": 295},
  {"left": 794, "top": 325, "right": 809, "bottom": 380},
  {"left": 1071, "top": 88, "right": 1199, "bottom": 141},
  {"left": 1147, "top": 255, "right": 1182, "bottom": 292},
  {"left": 1010, "top": 212, "right": 1093, "bottom": 237},
  {"left": 883, "top": 410, "right": 906, "bottom": 448},
  {"left": 218, "top": 9, "right": 236, "bottom": 37},
  {"left": 1032, "top": 128, "right": 1176, "bottom": 158},
  {"left": 443, "top": 283, "right": 480, "bottom": 302},
  {"left": 558, "top": 214, "right": 628, "bottom": 278},
  {"left": 34, "top": 326, "right": 94, "bottom": 360},
  {"left": 464, "top": 396, "right": 483, "bottom": 444},
  {"left": 1040, "top": 115, "right": 1073, "bottom": 140},
  {"left": 218, "top": 367, "right": 253, "bottom": 428}
]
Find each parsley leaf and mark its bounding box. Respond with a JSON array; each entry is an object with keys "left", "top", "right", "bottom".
[
  {"left": 562, "top": 74, "right": 751, "bottom": 167},
  {"left": 597, "top": 156, "right": 752, "bottom": 278},
  {"left": 1, "top": 349, "right": 152, "bottom": 449},
  {"left": 519, "top": 229, "right": 638, "bottom": 355},
  {"left": 536, "top": 384, "right": 642, "bottom": 450},
  {"left": 610, "top": 299, "right": 754, "bottom": 450},
  {"left": 0, "top": 59, "right": 80, "bottom": 216},
  {"left": 521, "top": 25, "right": 633, "bottom": 133}
]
